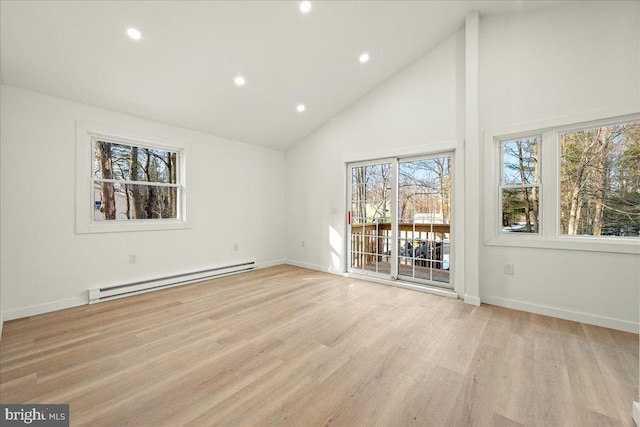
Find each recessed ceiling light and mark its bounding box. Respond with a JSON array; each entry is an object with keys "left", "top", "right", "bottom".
[
  {"left": 234, "top": 76, "right": 246, "bottom": 86},
  {"left": 296, "top": 104, "right": 306, "bottom": 113},
  {"left": 359, "top": 52, "right": 370, "bottom": 63},
  {"left": 300, "top": 1, "right": 312, "bottom": 14},
  {"left": 127, "top": 28, "right": 142, "bottom": 40}
]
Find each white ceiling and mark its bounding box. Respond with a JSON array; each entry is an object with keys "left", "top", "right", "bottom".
[{"left": 1, "top": 1, "right": 568, "bottom": 151}]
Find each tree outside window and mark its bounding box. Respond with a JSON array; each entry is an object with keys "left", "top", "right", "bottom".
[
  {"left": 93, "top": 139, "right": 179, "bottom": 221},
  {"left": 500, "top": 137, "right": 540, "bottom": 233},
  {"left": 560, "top": 121, "right": 639, "bottom": 237}
]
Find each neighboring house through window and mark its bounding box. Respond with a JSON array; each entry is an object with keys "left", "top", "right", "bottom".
[{"left": 500, "top": 136, "right": 541, "bottom": 234}]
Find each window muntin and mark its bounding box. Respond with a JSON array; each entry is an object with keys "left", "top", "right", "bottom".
[
  {"left": 485, "top": 113, "right": 639, "bottom": 253},
  {"left": 500, "top": 136, "right": 540, "bottom": 234},
  {"left": 92, "top": 138, "right": 180, "bottom": 221},
  {"left": 560, "top": 120, "right": 640, "bottom": 237}
]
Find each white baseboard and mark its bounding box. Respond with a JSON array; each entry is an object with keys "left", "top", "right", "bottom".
[
  {"left": 6, "top": 265, "right": 634, "bottom": 337},
  {"left": 3, "top": 261, "right": 287, "bottom": 320},
  {"left": 256, "top": 259, "right": 286, "bottom": 269},
  {"left": 347, "top": 273, "right": 458, "bottom": 299},
  {"left": 633, "top": 401, "right": 640, "bottom": 426},
  {"left": 3, "top": 296, "right": 87, "bottom": 321},
  {"left": 464, "top": 295, "right": 481, "bottom": 306},
  {"left": 0, "top": 313, "right": 4, "bottom": 342},
  {"left": 482, "top": 295, "right": 639, "bottom": 334},
  {"left": 286, "top": 260, "right": 458, "bottom": 299},
  {"left": 285, "top": 260, "right": 344, "bottom": 276}
]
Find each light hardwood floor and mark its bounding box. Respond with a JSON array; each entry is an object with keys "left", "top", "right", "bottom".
[{"left": 1, "top": 265, "right": 637, "bottom": 426}]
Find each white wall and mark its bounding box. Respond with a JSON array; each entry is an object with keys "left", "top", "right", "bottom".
[
  {"left": 1, "top": 2, "right": 637, "bottom": 336},
  {"left": 478, "top": 2, "right": 640, "bottom": 332},
  {"left": 285, "top": 2, "right": 639, "bottom": 331},
  {"left": 285, "top": 30, "right": 465, "bottom": 277},
  {"left": 0, "top": 84, "right": 286, "bottom": 319}
]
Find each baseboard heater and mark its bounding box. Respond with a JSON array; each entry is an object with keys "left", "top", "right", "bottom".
[{"left": 88, "top": 261, "right": 256, "bottom": 304}]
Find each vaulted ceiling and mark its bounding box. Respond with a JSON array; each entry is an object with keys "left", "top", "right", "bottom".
[{"left": 1, "top": 1, "right": 568, "bottom": 150}]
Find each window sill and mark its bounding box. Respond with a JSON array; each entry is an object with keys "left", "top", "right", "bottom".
[
  {"left": 76, "top": 219, "right": 189, "bottom": 234},
  {"left": 76, "top": 121, "right": 191, "bottom": 235},
  {"left": 485, "top": 234, "right": 640, "bottom": 255}
]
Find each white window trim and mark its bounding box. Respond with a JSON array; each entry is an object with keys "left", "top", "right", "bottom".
[
  {"left": 344, "top": 143, "right": 462, "bottom": 295},
  {"left": 75, "top": 122, "right": 191, "bottom": 234},
  {"left": 484, "top": 110, "right": 640, "bottom": 255},
  {"left": 498, "top": 135, "right": 543, "bottom": 235}
]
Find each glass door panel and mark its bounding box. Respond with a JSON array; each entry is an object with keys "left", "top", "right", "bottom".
[
  {"left": 397, "top": 156, "right": 452, "bottom": 287},
  {"left": 349, "top": 162, "right": 392, "bottom": 277}
]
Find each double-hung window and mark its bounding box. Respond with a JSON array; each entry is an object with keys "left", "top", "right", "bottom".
[
  {"left": 499, "top": 136, "right": 541, "bottom": 234},
  {"left": 486, "top": 113, "right": 639, "bottom": 253},
  {"left": 93, "top": 139, "right": 179, "bottom": 221},
  {"left": 76, "top": 122, "right": 189, "bottom": 233}
]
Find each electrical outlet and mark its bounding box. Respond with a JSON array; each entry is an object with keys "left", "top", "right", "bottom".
[
  {"left": 504, "top": 264, "right": 514, "bottom": 275},
  {"left": 129, "top": 254, "right": 137, "bottom": 264},
  {"left": 233, "top": 244, "right": 239, "bottom": 251}
]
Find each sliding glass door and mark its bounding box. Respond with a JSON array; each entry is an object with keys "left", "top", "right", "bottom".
[{"left": 348, "top": 154, "right": 453, "bottom": 289}]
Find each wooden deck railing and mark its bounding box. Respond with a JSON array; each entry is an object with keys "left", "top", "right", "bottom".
[{"left": 350, "top": 222, "right": 450, "bottom": 269}]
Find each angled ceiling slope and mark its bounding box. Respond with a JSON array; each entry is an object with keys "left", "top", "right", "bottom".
[{"left": 1, "top": 1, "right": 569, "bottom": 151}]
